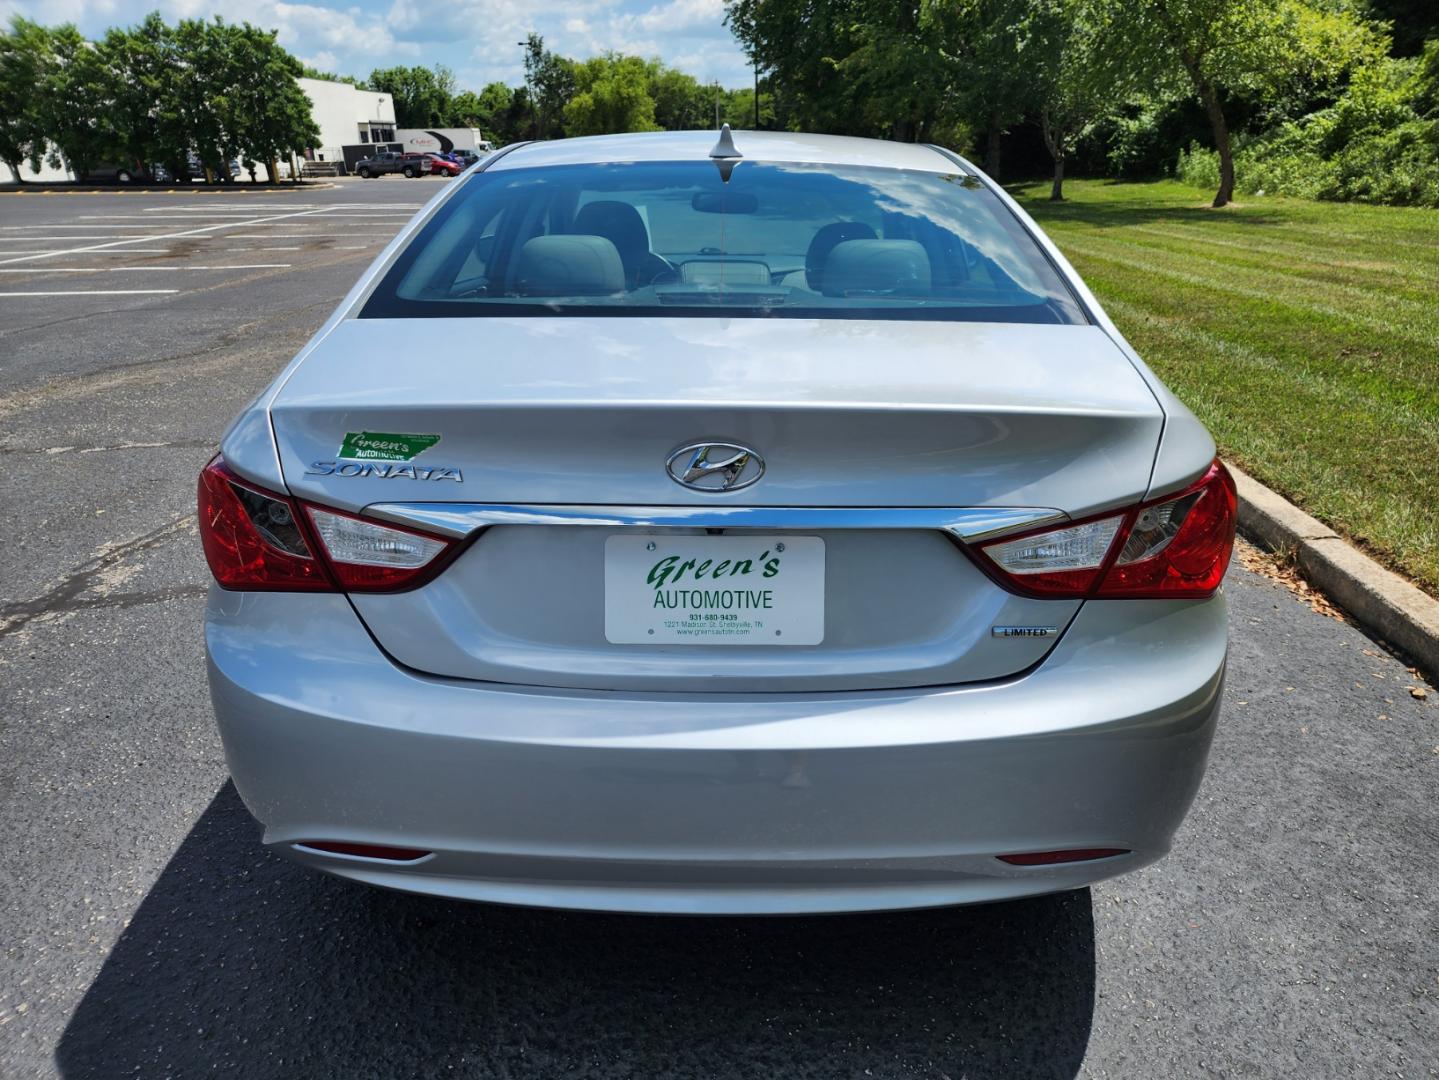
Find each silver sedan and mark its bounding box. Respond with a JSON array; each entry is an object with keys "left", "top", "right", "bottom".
[{"left": 200, "top": 129, "right": 1233, "bottom": 914}]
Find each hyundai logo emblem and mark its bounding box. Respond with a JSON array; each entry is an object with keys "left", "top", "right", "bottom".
[{"left": 665, "top": 442, "right": 765, "bottom": 492}]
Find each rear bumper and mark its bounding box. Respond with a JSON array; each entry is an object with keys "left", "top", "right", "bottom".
[{"left": 206, "top": 588, "right": 1226, "bottom": 914}]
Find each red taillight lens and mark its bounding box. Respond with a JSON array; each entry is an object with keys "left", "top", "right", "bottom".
[
  {"left": 1095, "top": 460, "right": 1236, "bottom": 598},
  {"left": 997, "top": 848, "right": 1130, "bottom": 866},
  {"left": 975, "top": 459, "right": 1236, "bottom": 600},
  {"left": 198, "top": 455, "right": 455, "bottom": 593},
  {"left": 297, "top": 841, "right": 431, "bottom": 862},
  {"left": 198, "top": 456, "right": 333, "bottom": 591}
]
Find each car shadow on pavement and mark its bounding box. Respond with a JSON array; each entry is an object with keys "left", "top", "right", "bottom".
[{"left": 56, "top": 783, "right": 1096, "bottom": 1079}]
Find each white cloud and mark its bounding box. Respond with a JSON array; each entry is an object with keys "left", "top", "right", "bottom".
[
  {"left": 632, "top": 0, "right": 723, "bottom": 34},
  {"left": 2, "top": 0, "right": 750, "bottom": 89},
  {"left": 301, "top": 48, "right": 339, "bottom": 70}
]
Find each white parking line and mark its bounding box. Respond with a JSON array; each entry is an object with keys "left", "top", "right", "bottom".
[
  {"left": 2, "top": 223, "right": 250, "bottom": 230},
  {"left": 0, "top": 249, "right": 171, "bottom": 255},
  {"left": 0, "top": 289, "right": 179, "bottom": 296},
  {"left": 225, "top": 233, "right": 352, "bottom": 239},
  {"left": 0, "top": 264, "right": 292, "bottom": 273},
  {"left": 0, "top": 205, "right": 337, "bottom": 267},
  {"left": 140, "top": 205, "right": 327, "bottom": 212}
]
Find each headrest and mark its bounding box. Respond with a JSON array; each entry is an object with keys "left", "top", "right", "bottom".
[
  {"left": 573, "top": 201, "right": 651, "bottom": 263},
  {"left": 820, "top": 239, "right": 932, "bottom": 298},
  {"left": 805, "top": 222, "right": 876, "bottom": 291},
  {"left": 513, "top": 235, "right": 625, "bottom": 297}
]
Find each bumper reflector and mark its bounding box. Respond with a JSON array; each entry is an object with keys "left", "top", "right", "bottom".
[
  {"left": 997, "top": 848, "right": 1130, "bottom": 866},
  {"left": 297, "top": 841, "right": 432, "bottom": 862}
]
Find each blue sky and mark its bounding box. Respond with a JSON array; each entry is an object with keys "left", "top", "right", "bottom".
[{"left": 0, "top": 0, "right": 755, "bottom": 90}]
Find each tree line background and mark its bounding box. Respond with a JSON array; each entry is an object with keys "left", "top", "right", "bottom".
[
  {"left": 3, "top": 2, "right": 1438, "bottom": 208},
  {"left": 0, "top": 14, "right": 320, "bottom": 184},
  {"left": 729, "top": 0, "right": 1439, "bottom": 207},
  {"left": 316, "top": 35, "right": 765, "bottom": 153}
]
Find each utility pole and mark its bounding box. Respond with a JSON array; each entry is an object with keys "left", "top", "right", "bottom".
[
  {"left": 753, "top": 61, "right": 760, "bottom": 129},
  {"left": 518, "top": 40, "right": 533, "bottom": 139}
]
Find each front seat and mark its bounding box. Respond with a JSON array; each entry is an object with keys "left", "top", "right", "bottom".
[
  {"left": 571, "top": 201, "right": 672, "bottom": 289},
  {"left": 513, "top": 235, "right": 626, "bottom": 297},
  {"left": 819, "top": 239, "right": 932, "bottom": 298},
  {"left": 805, "top": 222, "right": 877, "bottom": 293}
]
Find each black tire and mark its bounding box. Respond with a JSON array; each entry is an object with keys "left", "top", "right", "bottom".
[
  {"left": 403, "top": 167, "right": 417, "bottom": 178},
  {"left": 357, "top": 167, "right": 372, "bottom": 179},
  {"left": 116, "top": 170, "right": 132, "bottom": 184}
]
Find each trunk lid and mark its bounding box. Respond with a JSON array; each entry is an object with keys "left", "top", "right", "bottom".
[{"left": 271, "top": 316, "right": 1163, "bottom": 692}]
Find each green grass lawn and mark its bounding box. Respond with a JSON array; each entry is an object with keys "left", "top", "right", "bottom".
[{"left": 1015, "top": 178, "right": 1439, "bottom": 597}]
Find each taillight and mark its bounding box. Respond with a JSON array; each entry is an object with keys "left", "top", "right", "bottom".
[
  {"left": 198, "top": 455, "right": 454, "bottom": 593},
  {"left": 975, "top": 460, "right": 1236, "bottom": 600},
  {"left": 979, "top": 514, "right": 1126, "bottom": 597},
  {"left": 198, "top": 456, "right": 331, "bottom": 590},
  {"left": 304, "top": 505, "right": 453, "bottom": 591}
]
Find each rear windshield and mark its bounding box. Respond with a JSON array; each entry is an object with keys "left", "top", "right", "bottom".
[{"left": 361, "top": 159, "right": 1087, "bottom": 324}]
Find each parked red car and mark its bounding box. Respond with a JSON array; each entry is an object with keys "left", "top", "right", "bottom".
[{"left": 410, "top": 152, "right": 461, "bottom": 177}]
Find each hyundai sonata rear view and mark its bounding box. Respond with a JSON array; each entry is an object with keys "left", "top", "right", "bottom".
[{"left": 200, "top": 129, "right": 1234, "bottom": 914}]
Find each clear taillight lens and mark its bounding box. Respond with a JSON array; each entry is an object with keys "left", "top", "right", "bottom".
[
  {"left": 303, "top": 506, "right": 452, "bottom": 591},
  {"left": 980, "top": 516, "right": 1124, "bottom": 596},
  {"left": 975, "top": 459, "right": 1236, "bottom": 600}
]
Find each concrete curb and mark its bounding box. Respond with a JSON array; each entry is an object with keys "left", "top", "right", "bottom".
[{"left": 1230, "top": 462, "right": 1439, "bottom": 679}]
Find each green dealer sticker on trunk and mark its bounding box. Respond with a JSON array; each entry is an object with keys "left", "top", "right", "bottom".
[{"left": 339, "top": 431, "right": 441, "bottom": 461}]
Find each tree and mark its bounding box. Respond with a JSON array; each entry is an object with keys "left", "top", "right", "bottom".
[
  {"left": 467, "top": 81, "right": 513, "bottom": 140},
  {"left": 920, "top": 0, "right": 1041, "bottom": 174},
  {"left": 34, "top": 23, "right": 112, "bottom": 180},
  {"left": 1362, "top": 0, "right": 1439, "bottom": 57},
  {"left": 367, "top": 65, "right": 456, "bottom": 127},
  {"left": 495, "top": 85, "right": 533, "bottom": 144},
  {"left": 1030, "top": 0, "right": 1126, "bottom": 198},
  {"left": 97, "top": 15, "right": 188, "bottom": 180},
  {"left": 1090, "top": 0, "right": 1382, "bottom": 206},
  {"left": 648, "top": 63, "right": 713, "bottom": 129},
  {"left": 221, "top": 23, "right": 320, "bottom": 182},
  {"left": 564, "top": 53, "right": 659, "bottom": 135},
  {"left": 522, "top": 33, "right": 575, "bottom": 139},
  {"left": 0, "top": 18, "right": 49, "bottom": 182}
]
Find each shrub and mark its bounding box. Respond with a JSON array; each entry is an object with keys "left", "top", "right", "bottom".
[{"left": 1174, "top": 54, "right": 1439, "bottom": 208}]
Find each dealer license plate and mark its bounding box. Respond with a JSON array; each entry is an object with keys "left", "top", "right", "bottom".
[{"left": 604, "top": 535, "right": 825, "bottom": 645}]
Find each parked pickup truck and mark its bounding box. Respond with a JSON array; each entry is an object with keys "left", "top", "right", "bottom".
[{"left": 354, "top": 152, "right": 425, "bottom": 179}]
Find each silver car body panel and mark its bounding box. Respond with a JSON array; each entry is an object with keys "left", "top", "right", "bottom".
[
  {"left": 268, "top": 318, "right": 1163, "bottom": 514},
  {"left": 350, "top": 523, "right": 1083, "bottom": 691},
  {"left": 208, "top": 587, "right": 1224, "bottom": 915}
]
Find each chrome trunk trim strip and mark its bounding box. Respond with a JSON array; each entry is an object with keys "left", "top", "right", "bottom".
[{"left": 363, "top": 503, "right": 1067, "bottom": 542}]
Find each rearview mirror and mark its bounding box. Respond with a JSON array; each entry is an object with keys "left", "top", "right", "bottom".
[{"left": 691, "top": 192, "right": 758, "bottom": 214}]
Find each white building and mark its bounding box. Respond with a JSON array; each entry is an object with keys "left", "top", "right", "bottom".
[{"left": 298, "top": 77, "right": 396, "bottom": 164}]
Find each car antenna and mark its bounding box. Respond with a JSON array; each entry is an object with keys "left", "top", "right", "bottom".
[{"left": 709, "top": 123, "right": 742, "bottom": 182}]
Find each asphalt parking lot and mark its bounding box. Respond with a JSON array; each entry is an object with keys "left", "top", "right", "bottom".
[{"left": 1, "top": 178, "right": 1436, "bottom": 1079}]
